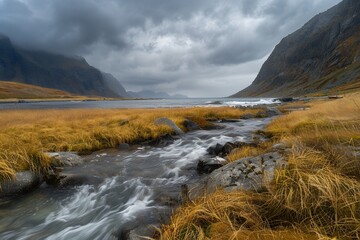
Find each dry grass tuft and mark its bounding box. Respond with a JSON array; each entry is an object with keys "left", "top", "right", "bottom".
[
  {"left": 159, "top": 190, "right": 265, "bottom": 240},
  {"left": 227, "top": 142, "right": 273, "bottom": 163}
]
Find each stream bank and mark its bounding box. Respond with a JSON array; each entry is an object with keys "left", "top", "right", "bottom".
[{"left": 0, "top": 115, "right": 277, "bottom": 240}]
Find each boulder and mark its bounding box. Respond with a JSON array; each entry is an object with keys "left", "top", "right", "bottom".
[
  {"left": 206, "top": 152, "right": 286, "bottom": 193},
  {"left": 197, "top": 157, "right": 227, "bottom": 174},
  {"left": 118, "top": 143, "right": 131, "bottom": 150},
  {"left": 154, "top": 118, "right": 184, "bottom": 135},
  {"left": 0, "top": 171, "right": 41, "bottom": 197},
  {"left": 266, "top": 107, "right": 282, "bottom": 117},
  {"left": 183, "top": 119, "right": 200, "bottom": 131},
  {"left": 46, "top": 152, "right": 83, "bottom": 167}
]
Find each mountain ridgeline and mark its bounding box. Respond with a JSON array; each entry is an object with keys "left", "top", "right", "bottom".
[
  {"left": 232, "top": 0, "right": 360, "bottom": 97},
  {"left": 0, "top": 35, "right": 128, "bottom": 98}
]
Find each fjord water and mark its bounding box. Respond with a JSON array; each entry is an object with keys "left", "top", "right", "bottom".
[
  {"left": 0, "top": 98, "right": 279, "bottom": 110},
  {"left": 0, "top": 118, "right": 272, "bottom": 240}
]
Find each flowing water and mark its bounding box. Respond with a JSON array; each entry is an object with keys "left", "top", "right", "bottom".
[{"left": 0, "top": 118, "right": 272, "bottom": 240}]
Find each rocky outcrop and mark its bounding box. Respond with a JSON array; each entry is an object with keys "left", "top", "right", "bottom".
[
  {"left": 183, "top": 119, "right": 200, "bottom": 131},
  {"left": 154, "top": 118, "right": 184, "bottom": 135},
  {"left": 231, "top": 0, "right": 360, "bottom": 97},
  {"left": 46, "top": 152, "right": 83, "bottom": 167},
  {"left": 0, "top": 34, "right": 128, "bottom": 98},
  {"left": 206, "top": 152, "right": 286, "bottom": 193}
]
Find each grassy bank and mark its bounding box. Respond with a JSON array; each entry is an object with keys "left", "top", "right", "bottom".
[
  {"left": 0, "top": 107, "right": 261, "bottom": 183},
  {"left": 159, "top": 93, "right": 360, "bottom": 239}
]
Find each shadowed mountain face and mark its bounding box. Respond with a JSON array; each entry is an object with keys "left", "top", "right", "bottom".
[
  {"left": 232, "top": 0, "right": 360, "bottom": 97},
  {"left": 0, "top": 35, "right": 128, "bottom": 98}
]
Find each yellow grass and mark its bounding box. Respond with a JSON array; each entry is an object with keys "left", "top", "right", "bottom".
[
  {"left": 158, "top": 93, "right": 360, "bottom": 239},
  {"left": 0, "top": 107, "right": 261, "bottom": 182},
  {"left": 227, "top": 142, "right": 272, "bottom": 162},
  {"left": 0, "top": 81, "right": 75, "bottom": 99}
]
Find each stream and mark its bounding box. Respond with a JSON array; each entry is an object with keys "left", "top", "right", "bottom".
[{"left": 0, "top": 118, "right": 272, "bottom": 240}]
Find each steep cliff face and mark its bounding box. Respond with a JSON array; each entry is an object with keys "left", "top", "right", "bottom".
[
  {"left": 232, "top": 0, "right": 360, "bottom": 97},
  {"left": 0, "top": 35, "right": 128, "bottom": 98}
]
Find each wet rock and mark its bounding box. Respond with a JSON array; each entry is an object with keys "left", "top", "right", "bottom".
[
  {"left": 45, "top": 171, "right": 102, "bottom": 187},
  {"left": 207, "top": 141, "right": 256, "bottom": 157},
  {"left": 220, "top": 119, "right": 241, "bottom": 123},
  {"left": 118, "top": 143, "right": 130, "bottom": 151},
  {"left": 207, "top": 143, "right": 224, "bottom": 156},
  {"left": 223, "top": 142, "right": 236, "bottom": 155},
  {"left": 154, "top": 117, "right": 184, "bottom": 135},
  {"left": 59, "top": 174, "right": 102, "bottom": 187},
  {"left": 183, "top": 119, "right": 200, "bottom": 131},
  {"left": 46, "top": 152, "right": 83, "bottom": 167},
  {"left": 206, "top": 152, "right": 286, "bottom": 193},
  {"left": 197, "top": 156, "right": 227, "bottom": 174},
  {"left": 0, "top": 171, "right": 42, "bottom": 197},
  {"left": 146, "top": 134, "right": 180, "bottom": 147},
  {"left": 240, "top": 114, "right": 255, "bottom": 119}
]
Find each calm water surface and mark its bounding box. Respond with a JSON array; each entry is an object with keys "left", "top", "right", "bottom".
[{"left": 0, "top": 98, "right": 279, "bottom": 110}]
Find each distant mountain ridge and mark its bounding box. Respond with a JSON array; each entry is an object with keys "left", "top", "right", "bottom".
[
  {"left": 127, "top": 90, "right": 188, "bottom": 99},
  {"left": 231, "top": 0, "right": 360, "bottom": 97},
  {"left": 0, "top": 34, "right": 128, "bottom": 98}
]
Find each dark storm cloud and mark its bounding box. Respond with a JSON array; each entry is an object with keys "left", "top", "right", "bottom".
[{"left": 0, "top": 0, "right": 342, "bottom": 96}]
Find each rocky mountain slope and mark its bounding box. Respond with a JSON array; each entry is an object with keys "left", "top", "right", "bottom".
[
  {"left": 0, "top": 35, "right": 128, "bottom": 98},
  {"left": 231, "top": 0, "right": 360, "bottom": 97}
]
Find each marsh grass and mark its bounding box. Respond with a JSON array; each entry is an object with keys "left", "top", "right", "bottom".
[
  {"left": 158, "top": 93, "right": 360, "bottom": 239},
  {"left": 227, "top": 142, "right": 273, "bottom": 163},
  {"left": 0, "top": 107, "right": 261, "bottom": 182}
]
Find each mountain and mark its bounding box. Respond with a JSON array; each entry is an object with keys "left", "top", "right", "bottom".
[
  {"left": 0, "top": 34, "right": 128, "bottom": 98},
  {"left": 127, "top": 90, "right": 188, "bottom": 99},
  {"left": 101, "top": 72, "right": 129, "bottom": 98},
  {"left": 231, "top": 0, "right": 360, "bottom": 97}
]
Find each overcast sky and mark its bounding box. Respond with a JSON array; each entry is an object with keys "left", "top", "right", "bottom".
[{"left": 0, "top": 0, "right": 341, "bottom": 97}]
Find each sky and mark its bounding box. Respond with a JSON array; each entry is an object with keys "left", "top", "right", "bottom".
[{"left": 0, "top": 0, "right": 342, "bottom": 97}]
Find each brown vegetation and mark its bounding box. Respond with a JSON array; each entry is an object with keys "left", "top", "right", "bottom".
[
  {"left": 0, "top": 107, "right": 261, "bottom": 183},
  {"left": 158, "top": 93, "right": 360, "bottom": 239},
  {"left": 0, "top": 81, "right": 76, "bottom": 99}
]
